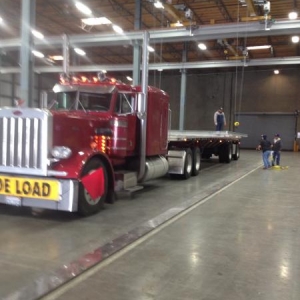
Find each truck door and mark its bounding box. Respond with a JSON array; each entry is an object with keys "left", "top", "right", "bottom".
[{"left": 114, "top": 93, "right": 137, "bottom": 154}]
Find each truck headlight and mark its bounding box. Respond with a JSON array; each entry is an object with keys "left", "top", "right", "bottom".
[{"left": 51, "top": 146, "right": 72, "bottom": 159}]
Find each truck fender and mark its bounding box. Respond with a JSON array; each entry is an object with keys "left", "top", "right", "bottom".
[{"left": 52, "top": 150, "right": 115, "bottom": 203}]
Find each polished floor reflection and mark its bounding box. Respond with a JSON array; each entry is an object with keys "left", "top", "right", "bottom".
[{"left": 1, "top": 150, "right": 299, "bottom": 300}]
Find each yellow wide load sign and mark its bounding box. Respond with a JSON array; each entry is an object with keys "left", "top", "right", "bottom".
[{"left": 0, "top": 176, "right": 60, "bottom": 201}]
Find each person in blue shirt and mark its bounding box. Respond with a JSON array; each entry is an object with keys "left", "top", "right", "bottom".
[{"left": 214, "top": 107, "right": 226, "bottom": 131}]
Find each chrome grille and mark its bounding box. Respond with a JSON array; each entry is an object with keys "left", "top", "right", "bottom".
[{"left": 0, "top": 108, "right": 52, "bottom": 176}]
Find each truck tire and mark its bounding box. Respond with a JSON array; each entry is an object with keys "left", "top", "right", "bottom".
[
  {"left": 78, "top": 158, "right": 108, "bottom": 216},
  {"left": 219, "top": 143, "right": 232, "bottom": 163},
  {"left": 232, "top": 143, "right": 240, "bottom": 160},
  {"left": 192, "top": 147, "right": 201, "bottom": 176},
  {"left": 182, "top": 148, "right": 193, "bottom": 179}
]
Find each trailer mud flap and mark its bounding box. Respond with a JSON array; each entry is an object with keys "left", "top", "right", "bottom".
[{"left": 167, "top": 150, "right": 186, "bottom": 174}]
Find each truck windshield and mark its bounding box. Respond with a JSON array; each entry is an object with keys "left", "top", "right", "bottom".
[
  {"left": 55, "top": 91, "right": 77, "bottom": 110},
  {"left": 79, "top": 92, "right": 111, "bottom": 112},
  {"left": 54, "top": 91, "right": 112, "bottom": 111}
]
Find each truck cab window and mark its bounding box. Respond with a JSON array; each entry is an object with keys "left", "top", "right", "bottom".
[
  {"left": 55, "top": 92, "right": 77, "bottom": 110},
  {"left": 115, "top": 93, "right": 133, "bottom": 114},
  {"left": 79, "top": 92, "right": 111, "bottom": 111}
]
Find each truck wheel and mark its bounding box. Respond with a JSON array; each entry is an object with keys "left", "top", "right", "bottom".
[
  {"left": 182, "top": 148, "right": 193, "bottom": 179},
  {"left": 219, "top": 143, "right": 232, "bottom": 163},
  {"left": 78, "top": 158, "right": 108, "bottom": 216},
  {"left": 232, "top": 144, "right": 240, "bottom": 160},
  {"left": 192, "top": 147, "right": 201, "bottom": 176}
]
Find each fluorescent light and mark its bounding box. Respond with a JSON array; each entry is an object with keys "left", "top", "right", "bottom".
[
  {"left": 154, "top": 1, "right": 164, "bottom": 9},
  {"left": 147, "top": 46, "right": 155, "bottom": 52},
  {"left": 75, "top": 2, "right": 92, "bottom": 15},
  {"left": 32, "top": 50, "right": 44, "bottom": 58},
  {"left": 112, "top": 25, "right": 123, "bottom": 34},
  {"left": 274, "top": 70, "right": 279, "bottom": 75},
  {"left": 126, "top": 76, "right": 133, "bottom": 81},
  {"left": 32, "top": 29, "right": 44, "bottom": 40},
  {"left": 289, "top": 11, "right": 298, "bottom": 20},
  {"left": 157, "top": 69, "right": 163, "bottom": 72},
  {"left": 246, "top": 45, "right": 271, "bottom": 50},
  {"left": 49, "top": 55, "right": 64, "bottom": 61},
  {"left": 0, "top": 17, "right": 3, "bottom": 23},
  {"left": 174, "top": 21, "right": 183, "bottom": 27},
  {"left": 198, "top": 43, "right": 207, "bottom": 50},
  {"left": 82, "top": 17, "right": 112, "bottom": 25},
  {"left": 101, "top": 70, "right": 107, "bottom": 73},
  {"left": 74, "top": 48, "right": 86, "bottom": 56},
  {"left": 292, "top": 36, "right": 300, "bottom": 43}
]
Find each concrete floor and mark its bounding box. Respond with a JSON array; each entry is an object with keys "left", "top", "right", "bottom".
[{"left": 1, "top": 150, "right": 300, "bottom": 300}]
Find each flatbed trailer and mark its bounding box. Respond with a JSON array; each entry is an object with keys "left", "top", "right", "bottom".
[{"left": 168, "top": 130, "right": 248, "bottom": 166}]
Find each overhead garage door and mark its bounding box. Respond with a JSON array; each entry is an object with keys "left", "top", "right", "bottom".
[{"left": 234, "top": 113, "right": 296, "bottom": 150}]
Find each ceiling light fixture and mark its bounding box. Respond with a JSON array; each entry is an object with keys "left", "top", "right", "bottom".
[
  {"left": 246, "top": 45, "right": 271, "bottom": 50},
  {"left": 289, "top": 11, "right": 298, "bottom": 20},
  {"left": 49, "top": 55, "right": 64, "bottom": 61},
  {"left": 74, "top": 48, "right": 86, "bottom": 56},
  {"left": 32, "top": 29, "right": 44, "bottom": 40},
  {"left": 32, "top": 50, "right": 44, "bottom": 58},
  {"left": 174, "top": 21, "right": 183, "bottom": 27},
  {"left": 126, "top": 76, "right": 133, "bottom": 81},
  {"left": 198, "top": 43, "right": 207, "bottom": 50},
  {"left": 81, "top": 17, "right": 112, "bottom": 25},
  {"left": 157, "top": 69, "right": 163, "bottom": 72},
  {"left": 274, "top": 70, "right": 279, "bottom": 74},
  {"left": 154, "top": 1, "right": 164, "bottom": 9},
  {"left": 291, "top": 36, "right": 300, "bottom": 43},
  {"left": 75, "top": 2, "right": 92, "bottom": 15},
  {"left": 112, "top": 24, "right": 123, "bottom": 34},
  {"left": 147, "top": 46, "right": 155, "bottom": 52},
  {"left": 0, "top": 17, "right": 3, "bottom": 23}
]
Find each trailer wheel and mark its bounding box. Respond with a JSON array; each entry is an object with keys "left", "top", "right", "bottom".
[
  {"left": 219, "top": 143, "right": 232, "bottom": 163},
  {"left": 232, "top": 143, "right": 240, "bottom": 160},
  {"left": 78, "top": 158, "right": 108, "bottom": 216},
  {"left": 182, "top": 148, "right": 193, "bottom": 179},
  {"left": 192, "top": 147, "right": 201, "bottom": 176}
]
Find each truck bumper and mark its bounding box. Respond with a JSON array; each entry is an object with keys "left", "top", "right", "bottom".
[{"left": 0, "top": 179, "right": 79, "bottom": 212}]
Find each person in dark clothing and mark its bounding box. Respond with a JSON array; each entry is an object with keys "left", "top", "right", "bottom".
[
  {"left": 257, "top": 134, "right": 272, "bottom": 169},
  {"left": 214, "top": 107, "right": 226, "bottom": 131},
  {"left": 272, "top": 133, "right": 282, "bottom": 166}
]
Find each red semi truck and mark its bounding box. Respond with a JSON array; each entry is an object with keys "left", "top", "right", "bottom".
[{"left": 0, "top": 74, "right": 246, "bottom": 215}]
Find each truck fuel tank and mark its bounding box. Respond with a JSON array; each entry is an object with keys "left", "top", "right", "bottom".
[{"left": 140, "top": 156, "right": 169, "bottom": 182}]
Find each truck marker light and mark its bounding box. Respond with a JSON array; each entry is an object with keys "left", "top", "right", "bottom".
[
  {"left": 92, "top": 77, "right": 98, "bottom": 83},
  {"left": 92, "top": 135, "right": 108, "bottom": 153}
]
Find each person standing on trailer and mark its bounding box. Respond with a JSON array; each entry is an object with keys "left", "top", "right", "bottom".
[
  {"left": 257, "top": 134, "right": 272, "bottom": 169},
  {"left": 272, "top": 133, "right": 282, "bottom": 166},
  {"left": 214, "top": 107, "right": 226, "bottom": 131}
]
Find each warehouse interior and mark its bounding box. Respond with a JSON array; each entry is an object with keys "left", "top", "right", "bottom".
[
  {"left": 0, "top": 0, "right": 300, "bottom": 148},
  {"left": 0, "top": 1, "right": 300, "bottom": 299}
]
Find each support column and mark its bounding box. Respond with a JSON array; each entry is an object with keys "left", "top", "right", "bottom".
[
  {"left": 20, "top": 0, "right": 35, "bottom": 107},
  {"left": 179, "top": 44, "right": 187, "bottom": 130},
  {"left": 133, "top": 0, "right": 142, "bottom": 85}
]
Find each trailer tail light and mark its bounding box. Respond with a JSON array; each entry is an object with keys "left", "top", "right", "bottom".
[{"left": 91, "top": 135, "right": 111, "bottom": 154}]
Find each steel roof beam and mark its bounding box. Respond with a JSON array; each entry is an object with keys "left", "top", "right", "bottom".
[
  {"left": 1, "top": 56, "right": 299, "bottom": 74},
  {"left": 1, "top": 20, "right": 300, "bottom": 50}
]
